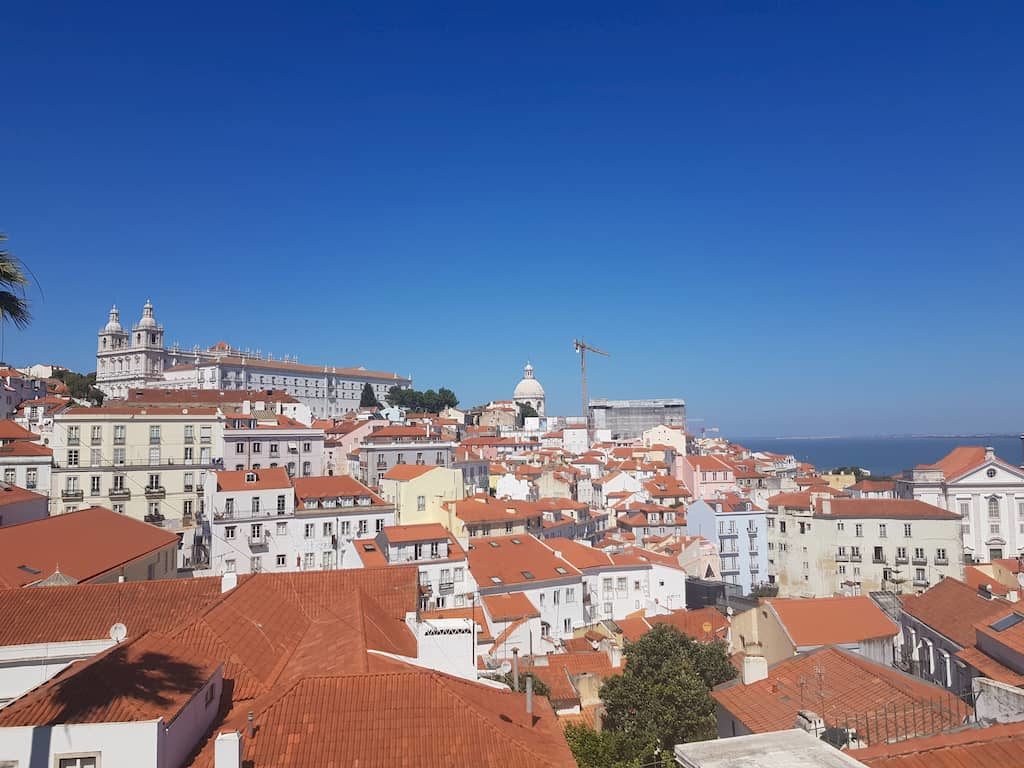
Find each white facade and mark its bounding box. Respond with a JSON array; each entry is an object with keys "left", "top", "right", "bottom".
[
  {"left": 897, "top": 446, "right": 1024, "bottom": 562},
  {"left": 206, "top": 470, "right": 396, "bottom": 575},
  {"left": 512, "top": 362, "right": 546, "bottom": 417},
  {"left": 95, "top": 302, "right": 168, "bottom": 399},
  {"left": 222, "top": 415, "right": 325, "bottom": 477}
]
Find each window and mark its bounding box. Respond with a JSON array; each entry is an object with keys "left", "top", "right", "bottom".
[
  {"left": 855, "top": 524, "right": 863, "bottom": 537},
  {"left": 149, "top": 446, "right": 160, "bottom": 464},
  {"left": 837, "top": 522, "right": 844, "bottom": 531},
  {"left": 91, "top": 424, "right": 102, "bottom": 443},
  {"left": 897, "top": 546, "right": 907, "bottom": 559},
  {"left": 113, "top": 447, "right": 125, "bottom": 466},
  {"left": 566, "top": 587, "right": 575, "bottom": 603},
  {"left": 276, "top": 554, "right": 287, "bottom": 567},
  {"left": 303, "top": 553, "right": 315, "bottom": 569},
  {"left": 779, "top": 521, "right": 786, "bottom": 533},
  {"left": 150, "top": 425, "right": 161, "bottom": 444},
  {"left": 417, "top": 495, "right": 426, "bottom": 512},
  {"left": 936, "top": 548, "right": 947, "bottom": 562},
  {"left": 304, "top": 523, "right": 315, "bottom": 539},
  {"left": 90, "top": 448, "right": 101, "bottom": 466},
  {"left": 26, "top": 467, "right": 37, "bottom": 488},
  {"left": 837, "top": 545, "right": 847, "bottom": 556},
  {"left": 58, "top": 755, "right": 99, "bottom": 768},
  {"left": 148, "top": 473, "right": 160, "bottom": 489},
  {"left": 67, "top": 449, "right": 79, "bottom": 467},
  {"left": 236, "top": 443, "right": 246, "bottom": 454},
  {"left": 914, "top": 547, "right": 925, "bottom": 560},
  {"left": 989, "top": 497, "right": 1001, "bottom": 519},
  {"left": 838, "top": 565, "right": 846, "bottom": 575},
  {"left": 960, "top": 501, "right": 971, "bottom": 518},
  {"left": 250, "top": 522, "right": 263, "bottom": 540},
  {"left": 225, "top": 525, "right": 236, "bottom": 540},
  {"left": 302, "top": 461, "right": 311, "bottom": 476},
  {"left": 3, "top": 468, "right": 15, "bottom": 484},
  {"left": 564, "top": 618, "right": 572, "bottom": 634},
  {"left": 430, "top": 541, "right": 440, "bottom": 558},
  {"left": 184, "top": 425, "right": 194, "bottom": 442},
  {"left": 90, "top": 476, "right": 101, "bottom": 495},
  {"left": 251, "top": 556, "right": 263, "bottom": 573},
  {"left": 904, "top": 523, "right": 912, "bottom": 537},
  {"left": 67, "top": 425, "right": 80, "bottom": 444},
  {"left": 200, "top": 425, "right": 211, "bottom": 443},
  {"left": 988, "top": 468, "right": 998, "bottom": 478},
  {"left": 323, "top": 522, "right": 333, "bottom": 537},
  {"left": 277, "top": 521, "right": 287, "bottom": 535},
  {"left": 553, "top": 590, "right": 560, "bottom": 605},
  {"left": 879, "top": 524, "right": 887, "bottom": 538},
  {"left": 340, "top": 520, "right": 351, "bottom": 536},
  {"left": 322, "top": 551, "right": 334, "bottom": 569},
  {"left": 252, "top": 442, "right": 262, "bottom": 453},
  {"left": 277, "top": 494, "right": 286, "bottom": 513},
  {"left": 539, "top": 593, "right": 545, "bottom": 606},
  {"left": 374, "top": 519, "right": 383, "bottom": 533},
  {"left": 114, "top": 424, "right": 126, "bottom": 443},
  {"left": 1018, "top": 502, "right": 1024, "bottom": 520}
]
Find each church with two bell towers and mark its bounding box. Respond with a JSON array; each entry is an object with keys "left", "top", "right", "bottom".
[{"left": 96, "top": 300, "right": 169, "bottom": 399}]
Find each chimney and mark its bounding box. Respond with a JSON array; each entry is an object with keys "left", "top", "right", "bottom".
[
  {"left": 795, "top": 710, "right": 825, "bottom": 736},
  {"left": 986, "top": 446, "right": 996, "bottom": 463},
  {"left": 525, "top": 675, "right": 534, "bottom": 716},
  {"left": 512, "top": 648, "right": 520, "bottom": 692},
  {"left": 821, "top": 498, "right": 831, "bottom": 516},
  {"left": 247, "top": 711, "right": 255, "bottom": 739},
  {"left": 742, "top": 655, "right": 768, "bottom": 685},
  {"left": 214, "top": 731, "right": 243, "bottom": 768},
  {"left": 979, "top": 583, "right": 994, "bottom": 600},
  {"left": 221, "top": 572, "right": 238, "bottom": 593}
]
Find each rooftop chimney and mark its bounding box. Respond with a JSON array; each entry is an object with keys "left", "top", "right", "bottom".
[
  {"left": 214, "top": 731, "right": 243, "bottom": 768},
  {"left": 742, "top": 655, "right": 768, "bottom": 685},
  {"left": 221, "top": 572, "right": 238, "bottom": 594},
  {"left": 525, "top": 676, "right": 534, "bottom": 716},
  {"left": 986, "top": 446, "right": 996, "bottom": 462},
  {"left": 512, "top": 648, "right": 520, "bottom": 692},
  {"left": 247, "top": 711, "right": 255, "bottom": 739}
]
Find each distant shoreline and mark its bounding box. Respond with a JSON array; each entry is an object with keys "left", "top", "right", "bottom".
[{"left": 734, "top": 434, "right": 1019, "bottom": 442}]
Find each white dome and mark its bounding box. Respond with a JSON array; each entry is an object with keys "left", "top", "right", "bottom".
[
  {"left": 513, "top": 361, "right": 544, "bottom": 399},
  {"left": 104, "top": 305, "right": 123, "bottom": 333},
  {"left": 137, "top": 299, "right": 157, "bottom": 330}
]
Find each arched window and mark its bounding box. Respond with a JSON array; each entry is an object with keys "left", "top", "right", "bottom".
[{"left": 989, "top": 496, "right": 1000, "bottom": 519}]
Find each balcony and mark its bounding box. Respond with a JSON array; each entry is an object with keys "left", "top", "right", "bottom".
[
  {"left": 144, "top": 486, "right": 166, "bottom": 500},
  {"left": 67, "top": 436, "right": 80, "bottom": 446},
  {"left": 872, "top": 555, "right": 887, "bottom": 565},
  {"left": 895, "top": 554, "right": 909, "bottom": 565},
  {"left": 722, "top": 567, "right": 741, "bottom": 576},
  {"left": 144, "top": 512, "right": 165, "bottom": 526},
  {"left": 248, "top": 532, "right": 270, "bottom": 549},
  {"left": 913, "top": 578, "right": 929, "bottom": 588},
  {"left": 835, "top": 553, "right": 849, "bottom": 562},
  {"left": 108, "top": 487, "right": 131, "bottom": 501},
  {"left": 849, "top": 554, "right": 862, "bottom": 563},
  {"left": 718, "top": 530, "right": 739, "bottom": 538},
  {"left": 113, "top": 436, "right": 126, "bottom": 445},
  {"left": 184, "top": 484, "right": 194, "bottom": 493},
  {"left": 61, "top": 488, "right": 84, "bottom": 502},
  {"left": 90, "top": 437, "right": 102, "bottom": 446},
  {"left": 438, "top": 581, "right": 455, "bottom": 595},
  {"left": 935, "top": 557, "right": 949, "bottom": 566},
  {"left": 912, "top": 556, "right": 927, "bottom": 566}
]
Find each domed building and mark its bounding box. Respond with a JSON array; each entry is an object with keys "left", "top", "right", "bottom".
[{"left": 513, "top": 362, "right": 545, "bottom": 416}]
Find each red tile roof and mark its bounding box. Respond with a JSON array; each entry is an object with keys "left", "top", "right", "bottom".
[
  {"left": 230, "top": 670, "right": 576, "bottom": 768},
  {"left": 954, "top": 646, "right": 1024, "bottom": 686},
  {"left": 767, "top": 596, "right": 898, "bottom": 646},
  {"left": 917, "top": 445, "right": 999, "bottom": 480},
  {"left": 0, "top": 631, "right": 219, "bottom": 726},
  {"left": 0, "top": 440, "right": 52, "bottom": 457},
  {"left": 901, "top": 578, "right": 1011, "bottom": 647},
  {"left": 0, "top": 420, "right": 39, "bottom": 441},
  {"left": 293, "top": 475, "right": 387, "bottom": 507},
  {"left": 214, "top": 467, "right": 291, "bottom": 492},
  {"left": 468, "top": 535, "right": 581, "bottom": 587},
  {"left": 381, "top": 463, "right": 440, "bottom": 481},
  {"left": 0, "top": 506, "right": 178, "bottom": 588},
  {"left": 849, "top": 479, "right": 896, "bottom": 492},
  {"left": 820, "top": 498, "right": 959, "bottom": 520},
  {"left": 964, "top": 565, "right": 1011, "bottom": 596},
  {"left": 528, "top": 651, "right": 618, "bottom": 709},
  {"left": 767, "top": 491, "right": 814, "bottom": 510},
  {"left": 852, "top": 720, "right": 1024, "bottom": 767},
  {"left": 713, "top": 646, "right": 969, "bottom": 735},
  {"left": 543, "top": 538, "right": 614, "bottom": 570},
  {"left": 381, "top": 523, "right": 451, "bottom": 544},
  {"left": 0, "top": 482, "right": 48, "bottom": 507},
  {"left": 483, "top": 592, "right": 540, "bottom": 622}
]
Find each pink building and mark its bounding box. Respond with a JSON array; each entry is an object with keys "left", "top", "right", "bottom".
[{"left": 681, "top": 454, "right": 736, "bottom": 499}]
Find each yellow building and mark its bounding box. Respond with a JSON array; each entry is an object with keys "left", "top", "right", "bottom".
[
  {"left": 820, "top": 472, "right": 857, "bottom": 491},
  {"left": 378, "top": 464, "right": 465, "bottom": 528}
]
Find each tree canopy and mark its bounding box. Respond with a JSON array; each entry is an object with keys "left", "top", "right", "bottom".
[
  {"left": 385, "top": 385, "right": 458, "bottom": 413},
  {"left": 567, "top": 625, "right": 736, "bottom": 768},
  {"left": 0, "top": 233, "right": 31, "bottom": 331},
  {"left": 359, "top": 382, "right": 381, "bottom": 408},
  {"left": 53, "top": 369, "right": 105, "bottom": 405},
  {"left": 517, "top": 401, "right": 539, "bottom": 422}
]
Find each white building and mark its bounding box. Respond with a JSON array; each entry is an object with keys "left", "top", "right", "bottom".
[
  {"left": 467, "top": 534, "right": 585, "bottom": 649},
  {"left": 352, "top": 523, "right": 478, "bottom": 610},
  {"left": 206, "top": 469, "right": 396, "bottom": 575},
  {"left": 896, "top": 445, "right": 1024, "bottom": 562},
  {"left": 222, "top": 411, "right": 324, "bottom": 477},
  {"left": 768, "top": 496, "right": 965, "bottom": 598},
  {"left": 512, "top": 362, "right": 546, "bottom": 417},
  {"left": 95, "top": 300, "right": 412, "bottom": 416}
]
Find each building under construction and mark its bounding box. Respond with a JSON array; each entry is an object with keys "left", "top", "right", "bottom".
[{"left": 588, "top": 398, "right": 686, "bottom": 441}]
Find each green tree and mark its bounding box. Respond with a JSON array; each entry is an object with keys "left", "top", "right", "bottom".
[
  {"left": 517, "top": 401, "right": 538, "bottom": 423},
  {"left": 595, "top": 625, "right": 733, "bottom": 756},
  {"left": 359, "top": 382, "right": 380, "bottom": 408},
  {"left": 0, "top": 234, "right": 32, "bottom": 354},
  {"left": 495, "top": 672, "right": 550, "bottom": 697},
  {"left": 564, "top": 725, "right": 666, "bottom": 768},
  {"left": 53, "top": 369, "right": 104, "bottom": 405},
  {"left": 385, "top": 385, "right": 459, "bottom": 414},
  {"left": 437, "top": 387, "right": 458, "bottom": 410}
]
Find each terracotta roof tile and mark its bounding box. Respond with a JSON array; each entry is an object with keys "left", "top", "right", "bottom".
[
  {"left": 469, "top": 535, "right": 581, "bottom": 588},
  {"left": 0, "top": 506, "right": 178, "bottom": 588},
  {"left": 214, "top": 467, "right": 291, "bottom": 492},
  {"left": 483, "top": 593, "right": 540, "bottom": 622},
  {"left": 852, "top": 720, "right": 1024, "bottom": 767},
  {"left": 901, "top": 578, "right": 1010, "bottom": 647},
  {"left": 767, "top": 596, "right": 898, "bottom": 646},
  {"left": 382, "top": 463, "right": 440, "bottom": 481}
]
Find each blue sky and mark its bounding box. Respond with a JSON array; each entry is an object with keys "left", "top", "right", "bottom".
[{"left": 1, "top": 2, "right": 1022, "bottom": 436}]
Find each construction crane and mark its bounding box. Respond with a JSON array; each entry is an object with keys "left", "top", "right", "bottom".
[{"left": 573, "top": 338, "right": 609, "bottom": 428}]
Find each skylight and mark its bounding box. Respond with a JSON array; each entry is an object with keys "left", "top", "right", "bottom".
[
  {"left": 511, "top": 538, "right": 521, "bottom": 545},
  {"left": 490, "top": 576, "right": 503, "bottom": 584},
  {"left": 17, "top": 564, "right": 41, "bottom": 575},
  {"left": 555, "top": 566, "right": 568, "bottom": 575},
  {"left": 521, "top": 571, "right": 535, "bottom": 580},
  {"left": 990, "top": 613, "right": 1024, "bottom": 632},
  {"left": 489, "top": 541, "right": 500, "bottom": 548}
]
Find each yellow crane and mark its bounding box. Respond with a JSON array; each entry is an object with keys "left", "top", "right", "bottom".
[{"left": 573, "top": 338, "right": 609, "bottom": 428}]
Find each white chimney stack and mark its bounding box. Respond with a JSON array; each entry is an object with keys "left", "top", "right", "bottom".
[
  {"left": 985, "top": 446, "right": 996, "bottom": 462},
  {"left": 221, "top": 572, "right": 238, "bottom": 593},
  {"left": 214, "top": 731, "right": 243, "bottom": 768},
  {"left": 742, "top": 655, "right": 768, "bottom": 685}
]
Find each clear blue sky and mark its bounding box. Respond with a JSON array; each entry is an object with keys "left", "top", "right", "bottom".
[{"left": 2, "top": 2, "right": 1022, "bottom": 437}]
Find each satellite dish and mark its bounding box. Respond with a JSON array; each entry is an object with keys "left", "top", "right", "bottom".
[
  {"left": 497, "top": 661, "right": 512, "bottom": 675},
  {"left": 109, "top": 623, "right": 127, "bottom": 643}
]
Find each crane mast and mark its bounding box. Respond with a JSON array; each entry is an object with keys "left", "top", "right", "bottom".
[{"left": 573, "top": 338, "right": 609, "bottom": 430}]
